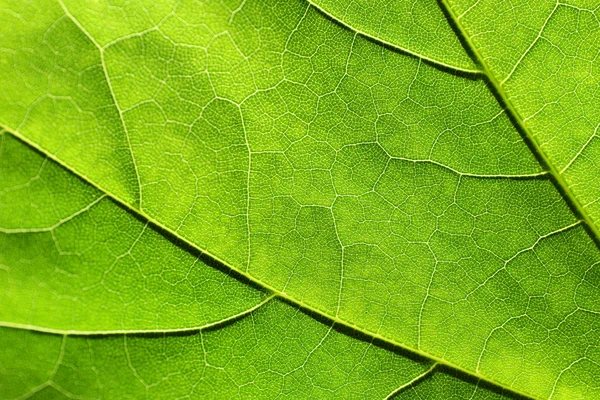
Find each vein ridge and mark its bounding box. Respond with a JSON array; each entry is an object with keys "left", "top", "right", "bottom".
[
  {"left": 1, "top": 125, "right": 537, "bottom": 400},
  {"left": 0, "top": 195, "right": 106, "bottom": 233},
  {"left": 0, "top": 294, "right": 276, "bottom": 336},
  {"left": 57, "top": 0, "right": 143, "bottom": 209},
  {"left": 306, "top": 0, "right": 482, "bottom": 75},
  {"left": 383, "top": 363, "right": 439, "bottom": 400}
]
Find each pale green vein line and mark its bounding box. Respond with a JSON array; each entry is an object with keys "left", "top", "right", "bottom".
[
  {"left": 500, "top": 2, "right": 560, "bottom": 86},
  {"left": 0, "top": 125, "right": 537, "bottom": 400},
  {"left": 57, "top": 0, "right": 143, "bottom": 210},
  {"left": 0, "top": 295, "right": 276, "bottom": 336},
  {"left": 456, "top": 0, "right": 482, "bottom": 19},
  {"left": 0, "top": 157, "right": 47, "bottom": 196},
  {"left": 302, "top": 324, "right": 334, "bottom": 367},
  {"left": 383, "top": 362, "right": 438, "bottom": 400},
  {"left": 549, "top": 357, "right": 588, "bottom": 400},
  {"left": 474, "top": 222, "right": 583, "bottom": 373},
  {"left": 504, "top": 220, "right": 583, "bottom": 265},
  {"left": 229, "top": 0, "right": 248, "bottom": 24},
  {"left": 101, "top": 26, "right": 160, "bottom": 51},
  {"left": 15, "top": 335, "right": 66, "bottom": 400},
  {"left": 0, "top": 195, "right": 106, "bottom": 233},
  {"left": 44, "top": 383, "right": 82, "bottom": 400},
  {"left": 306, "top": 0, "right": 483, "bottom": 75},
  {"left": 124, "top": 335, "right": 149, "bottom": 390},
  {"left": 439, "top": 0, "right": 600, "bottom": 254},
  {"left": 388, "top": 156, "right": 551, "bottom": 179},
  {"left": 332, "top": 207, "right": 346, "bottom": 318},
  {"left": 334, "top": 142, "right": 550, "bottom": 178},
  {"left": 239, "top": 103, "right": 253, "bottom": 273},
  {"left": 561, "top": 123, "right": 600, "bottom": 174}
]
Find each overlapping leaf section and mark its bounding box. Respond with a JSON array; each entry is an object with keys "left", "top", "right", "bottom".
[{"left": 1, "top": 0, "right": 599, "bottom": 398}]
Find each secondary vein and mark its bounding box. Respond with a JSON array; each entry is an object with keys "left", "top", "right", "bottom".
[
  {"left": 307, "top": 0, "right": 483, "bottom": 75},
  {"left": 0, "top": 294, "right": 276, "bottom": 336}
]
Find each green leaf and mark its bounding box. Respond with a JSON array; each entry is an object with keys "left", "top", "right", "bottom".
[
  {"left": 0, "top": 132, "right": 270, "bottom": 333},
  {"left": 1, "top": 0, "right": 599, "bottom": 399}
]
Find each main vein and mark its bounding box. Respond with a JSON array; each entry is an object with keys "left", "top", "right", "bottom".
[
  {"left": 1, "top": 124, "right": 538, "bottom": 400},
  {"left": 437, "top": 0, "right": 600, "bottom": 252}
]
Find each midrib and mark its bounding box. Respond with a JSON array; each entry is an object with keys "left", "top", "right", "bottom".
[
  {"left": 438, "top": 0, "right": 600, "bottom": 251},
  {"left": 1, "top": 124, "right": 538, "bottom": 400}
]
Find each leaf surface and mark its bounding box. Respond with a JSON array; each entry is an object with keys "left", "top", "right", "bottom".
[
  {"left": 1, "top": 0, "right": 600, "bottom": 399},
  {"left": 0, "top": 132, "right": 269, "bottom": 333}
]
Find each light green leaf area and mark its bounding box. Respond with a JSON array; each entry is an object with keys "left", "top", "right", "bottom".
[
  {"left": 0, "top": 132, "right": 512, "bottom": 400},
  {"left": 0, "top": 300, "right": 530, "bottom": 400},
  {"left": 1, "top": 0, "right": 600, "bottom": 399}
]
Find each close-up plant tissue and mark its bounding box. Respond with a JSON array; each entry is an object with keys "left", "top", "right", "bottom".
[{"left": 0, "top": 0, "right": 598, "bottom": 399}]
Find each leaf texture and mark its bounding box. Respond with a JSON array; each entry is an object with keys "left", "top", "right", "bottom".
[{"left": 1, "top": 0, "right": 600, "bottom": 399}]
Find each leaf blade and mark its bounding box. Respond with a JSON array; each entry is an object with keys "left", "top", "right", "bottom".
[{"left": 1, "top": 0, "right": 600, "bottom": 398}]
